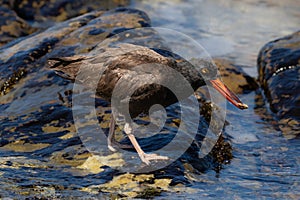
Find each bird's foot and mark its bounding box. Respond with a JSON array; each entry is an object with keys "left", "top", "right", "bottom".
[
  {"left": 108, "top": 143, "right": 117, "bottom": 152},
  {"left": 139, "top": 153, "right": 169, "bottom": 165},
  {"left": 108, "top": 140, "right": 134, "bottom": 152}
]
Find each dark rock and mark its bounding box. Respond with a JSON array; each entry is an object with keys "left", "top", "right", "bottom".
[
  {"left": 257, "top": 31, "right": 300, "bottom": 137},
  {"left": 0, "top": 0, "right": 129, "bottom": 47},
  {"left": 0, "top": 5, "right": 36, "bottom": 47},
  {"left": 12, "top": 0, "right": 129, "bottom": 24}
]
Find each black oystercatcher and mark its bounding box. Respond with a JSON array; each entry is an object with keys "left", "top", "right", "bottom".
[{"left": 48, "top": 43, "right": 247, "bottom": 164}]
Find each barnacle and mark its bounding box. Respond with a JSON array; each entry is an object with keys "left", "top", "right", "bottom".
[{"left": 0, "top": 68, "right": 26, "bottom": 96}]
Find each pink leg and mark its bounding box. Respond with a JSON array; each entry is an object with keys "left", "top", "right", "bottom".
[
  {"left": 107, "top": 116, "right": 117, "bottom": 152},
  {"left": 124, "top": 123, "right": 169, "bottom": 165}
]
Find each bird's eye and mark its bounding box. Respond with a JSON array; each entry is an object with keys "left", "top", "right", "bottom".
[{"left": 201, "top": 68, "right": 209, "bottom": 74}]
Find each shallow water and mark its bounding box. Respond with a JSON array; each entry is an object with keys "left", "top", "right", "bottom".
[
  {"left": 132, "top": 0, "right": 300, "bottom": 75},
  {"left": 0, "top": 0, "right": 299, "bottom": 199},
  {"left": 131, "top": 0, "right": 300, "bottom": 199}
]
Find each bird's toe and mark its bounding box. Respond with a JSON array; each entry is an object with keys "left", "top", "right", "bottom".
[
  {"left": 140, "top": 153, "right": 169, "bottom": 165},
  {"left": 108, "top": 144, "right": 117, "bottom": 152}
]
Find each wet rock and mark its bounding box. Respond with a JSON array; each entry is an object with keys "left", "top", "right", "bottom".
[
  {"left": 0, "top": 5, "right": 236, "bottom": 198},
  {"left": 12, "top": 0, "right": 129, "bottom": 24},
  {"left": 0, "top": 0, "right": 129, "bottom": 47},
  {"left": 0, "top": 4, "right": 36, "bottom": 47},
  {"left": 81, "top": 170, "right": 200, "bottom": 198},
  {"left": 77, "top": 153, "right": 125, "bottom": 173},
  {"left": 0, "top": 140, "right": 50, "bottom": 152},
  {"left": 257, "top": 31, "right": 300, "bottom": 137}
]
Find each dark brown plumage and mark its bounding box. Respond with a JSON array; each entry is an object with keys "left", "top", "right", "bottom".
[{"left": 49, "top": 43, "right": 247, "bottom": 164}]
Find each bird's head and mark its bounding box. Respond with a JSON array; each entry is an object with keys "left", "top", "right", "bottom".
[{"left": 196, "top": 60, "right": 248, "bottom": 110}]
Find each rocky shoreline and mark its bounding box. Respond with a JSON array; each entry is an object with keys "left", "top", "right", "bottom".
[{"left": 0, "top": 1, "right": 299, "bottom": 198}]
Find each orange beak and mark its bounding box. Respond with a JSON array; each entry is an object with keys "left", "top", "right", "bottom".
[{"left": 210, "top": 79, "right": 248, "bottom": 110}]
